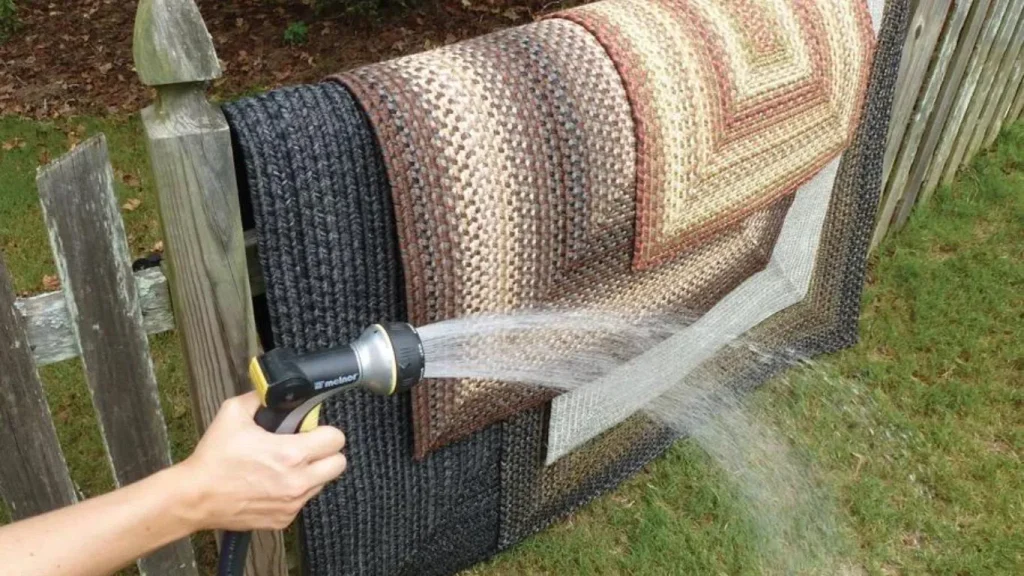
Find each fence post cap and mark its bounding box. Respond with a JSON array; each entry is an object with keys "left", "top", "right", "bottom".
[{"left": 133, "top": 0, "right": 221, "bottom": 86}]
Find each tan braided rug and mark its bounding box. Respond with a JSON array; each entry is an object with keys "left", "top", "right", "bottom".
[
  {"left": 331, "top": 11, "right": 836, "bottom": 457},
  {"left": 557, "top": 0, "right": 877, "bottom": 270}
]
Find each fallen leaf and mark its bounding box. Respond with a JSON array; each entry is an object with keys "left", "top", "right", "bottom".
[
  {"left": 42, "top": 275, "right": 60, "bottom": 291},
  {"left": 97, "top": 63, "right": 113, "bottom": 74},
  {"left": 122, "top": 198, "right": 142, "bottom": 212},
  {"left": 152, "top": 240, "right": 164, "bottom": 253},
  {"left": 502, "top": 8, "right": 522, "bottom": 21},
  {"left": 38, "top": 148, "right": 51, "bottom": 165},
  {"left": 122, "top": 172, "right": 141, "bottom": 188},
  {"left": 2, "top": 137, "right": 25, "bottom": 151}
]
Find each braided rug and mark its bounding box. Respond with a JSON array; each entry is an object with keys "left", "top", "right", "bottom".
[
  {"left": 333, "top": 17, "right": 800, "bottom": 458},
  {"left": 555, "top": 0, "right": 878, "bottom": 270},
  {"left": 224, "top": 83, "right": 502, "bottom": 576},
  {"left": 503, "top": 0, "right": 905, "bottom": 541},
  {"left": 224, "top": 0, "right": 907, "bottom": 572}
]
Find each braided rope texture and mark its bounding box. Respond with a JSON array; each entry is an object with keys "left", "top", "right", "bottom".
[
  {"left": 223, "top": 0, "right": 907, "bottom": 571},
  {"left": 333, "top": 17, "right": 797, "bottom": 458},
  {"left": 500, "top": 0, "right": 907, "bottom": 545},
  {"left": 223, "top": 83, "right": 502, "bottom": 576},
  {"left": 556, "top": 0, "right": 877, "bottom": 270}
]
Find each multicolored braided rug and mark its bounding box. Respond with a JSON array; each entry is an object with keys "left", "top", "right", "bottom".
[{"left": 226, "top": 0, "right": 907, "bottom": 573}]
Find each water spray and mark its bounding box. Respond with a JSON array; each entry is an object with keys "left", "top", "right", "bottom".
[{"left": 218, "top": 322, "right": 426, "bottom": 576}]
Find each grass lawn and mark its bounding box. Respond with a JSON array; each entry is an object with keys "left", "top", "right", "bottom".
[{"left": 1, "top": 115, "right": 1022, "bottom": 575}]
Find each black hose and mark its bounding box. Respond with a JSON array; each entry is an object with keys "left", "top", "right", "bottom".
[{"left": 217, "top": 531, "right": 251, "bottom": 576}]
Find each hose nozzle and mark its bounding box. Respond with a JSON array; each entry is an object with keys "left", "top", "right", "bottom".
[{"left": 250, "top": 322, "right": 425, "bottom": 434}]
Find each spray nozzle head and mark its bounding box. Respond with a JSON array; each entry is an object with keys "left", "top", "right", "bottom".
[
  {"left": 255, "top": 322, "right": 425, "bottom": 407},
  {"left": 251, "top": 322, "right": 425, "bottom": 434},
  {"left": 348, "top": 322, "right": 425, "bottom": 396}
]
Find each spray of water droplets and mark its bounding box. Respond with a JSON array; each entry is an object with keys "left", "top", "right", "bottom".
[{"left": 415, "top": 308, "right": 865, "bottom": 574}]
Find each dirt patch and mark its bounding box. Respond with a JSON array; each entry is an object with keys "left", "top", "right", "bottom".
[{"left": 0, "top": 0, "right": 569, "bottom": 118}]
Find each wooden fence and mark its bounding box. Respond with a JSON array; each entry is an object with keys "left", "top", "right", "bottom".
[
  {"left": 875, "top": 0, "right": 1024, "bottom": 247},
  {"left": 0, "top": 0, "right": 1023, "bottom": 575}
]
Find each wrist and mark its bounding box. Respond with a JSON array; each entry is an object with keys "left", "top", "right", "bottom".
[{"left": 160, "top": 460, "right": 214, "bottom": 533}]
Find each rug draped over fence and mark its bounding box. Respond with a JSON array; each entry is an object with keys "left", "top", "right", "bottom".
[{"left": 225, "top": 0, "right": 907, "bottom": 573}]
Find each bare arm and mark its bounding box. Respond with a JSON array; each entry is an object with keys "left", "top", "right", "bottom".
[{"left": 0, "top": 392, "right": 346, "bottom": 576}]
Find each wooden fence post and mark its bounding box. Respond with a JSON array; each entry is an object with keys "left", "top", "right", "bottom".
[
  {"left": 133, "top": 1, "right": 287, "bottom": 574},
  {"left": 37, "top": 135, "right": 198, "bottom": 575},
  {"left": 0, "top": 255, "right": 77, "bottom": 520}
]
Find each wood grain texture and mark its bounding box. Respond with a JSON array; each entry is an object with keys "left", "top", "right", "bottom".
[
  {"left": 945, "top": 0, "right": 1024, "bottom": 178},
  {"left": 927, "top": 0, "right": 1010, "bottom": 190},
  {"left": 892, "top": 0, "right": 993, "bottom": 229},
  {"left": 982, "top": 12, "right": 1024, "bottom": 146},
  {"left": 1011, "top": 71, "right": 1024, "bottom": 119},
  {"left": 882, "top": 0, "right": 955, "bottom": 188},
  {"left": 36, "top": 135, "right": 198, "bottom": 575},
  {"left": 0, "top": 255, "right": 77, "bottom": 520},
  {"left": 140, "top": 85, "right": 286, "bottom": 576},
  {"left": 134, "top": 0, "right": 284, "bottom": 567},
  {"left": 15, "top": 235, "right": 264, "bottom": 367},
  {"left": 134, "top": 0, "right": 220, "bottom": 86},
  {"left": 873, "top": 0, "right": 957, "bottom": 249},
  {"left": 16, "top": 268, "right": 173, "bottom": 366}
]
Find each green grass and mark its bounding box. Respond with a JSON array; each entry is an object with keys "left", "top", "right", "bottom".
[{"left": 1, "top": 114, "right": 1022, "bottom": 575}]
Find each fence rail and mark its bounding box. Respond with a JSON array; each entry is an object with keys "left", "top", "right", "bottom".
[{"left": 1, "top": 0, "right": 1023, "bottom": 575}]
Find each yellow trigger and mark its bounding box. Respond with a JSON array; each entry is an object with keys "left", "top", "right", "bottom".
[
  {"left": 249, "top": 357, "right": 270, "bottom": 405},
  {"left": 300, "top": 404, "right": 322, "bottom": 433}
]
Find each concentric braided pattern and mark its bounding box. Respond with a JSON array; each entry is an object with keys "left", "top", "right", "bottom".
[
  {"left": 334, "top": 17, "right": 794, "bottom": 457},
  {"left": 556, "top": 0, "right": 877, "bottom": 269}
]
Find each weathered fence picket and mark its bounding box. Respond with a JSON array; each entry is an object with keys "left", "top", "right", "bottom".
[
  {"left": 883, "top": 0, "right": 956, "bottom": 188},
  {"left": 134, "top": 0, "right": 287, "bottom": 572},
  {"left": 874, "top": 0, "right": 960, "bottom": 249},
  {"left": 1011, "top": 74, "right": 1024, "bottom": 119},
  {"left": 14, "top": 235, "right": 262, "bottom": 368},
  {"left": 930, "top": 0, "right": 1011, "bottom": 192},
  {"left": 985, "top": 40, "right": 1024, "bottom": 146},
  {"left": 946, "top": 0, "right": 1024, "bottom": 180},
  {"left": 970, "top": 3, "right": 1024, "bottom": 153},
  {"left": 0, "top": 257, "right": 77, "bottom": 521},
  {"left": 37, "top": 135, "right": 199, "bottom": 575},
  {"left": 893, "top": 0, "right": 991, "bottom": 231}
]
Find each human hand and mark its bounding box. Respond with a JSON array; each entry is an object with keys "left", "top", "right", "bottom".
[{"left": 177, "top": 392, "right": 347, "bottom": 531}]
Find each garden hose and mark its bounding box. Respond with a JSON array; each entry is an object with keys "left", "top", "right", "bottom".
[{"left": 217, "top": 322, "right": 426, "bottom": 576}]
